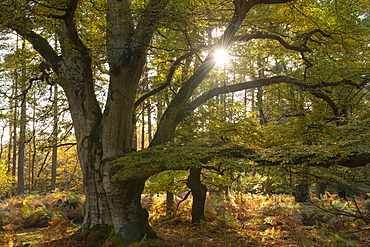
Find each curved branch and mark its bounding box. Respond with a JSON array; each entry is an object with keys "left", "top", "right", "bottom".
[
  {"left": 134, "top": 49, "right": 198, "bottom": 108},
  {"left": 183, "top": 77, "right": 366, "bottom": 122},
  {"left": 308, "top": 90, "right": 340, "bottom": 117},
  {"left": 234, "top": 33, "right": 312, "bottom": 53},
  {"left": 187, "top": 76, "right": 296, "bottom": 112}
]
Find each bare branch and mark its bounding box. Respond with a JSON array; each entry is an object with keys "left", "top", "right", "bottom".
[
  {"left": 134, "top": 49, "right": 200, "bottom": 108},
  {"left": 234, "top": 33, "right": 312, "bottom": 52}
]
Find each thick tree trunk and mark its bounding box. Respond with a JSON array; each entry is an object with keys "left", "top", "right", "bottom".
[
  {"left": 104, "top": 178, "right": 157, "bottom": 242},
  {"left": 187, "top": 167, "right": 207, "bottom": 223},
  {"left": 55, "top": 46, "right": 156, "bottom": 243},
  {"left": 294, "top": 180, "right": 310, "bottom": 202},
  {"left": 315, "top": 182, "right": 328, "bottom": 198},
  {"left": 78, "top": 140, "right": 157, "bottom": 244}
]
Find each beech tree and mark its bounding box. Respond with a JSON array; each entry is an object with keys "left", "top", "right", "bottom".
[{"left": 0, "top": 0, "right": 369, "bottom": 244}]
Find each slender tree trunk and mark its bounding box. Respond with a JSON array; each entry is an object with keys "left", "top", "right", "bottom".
[
  {"left": 30, "top": 92, "right": 36, "bottom": 192},
  {"left": 141, "top": 109, "right": 145, "bottom": 149},
  {"left": 12, "top": 74, "right": 17, "bottom": 178},
  {"left": 51, "top": 84, "right": 58, "bottom": 192},
  {"left": 166, "top": 190, "right": 174, "bottom": 215},
  {"left": 147, "top": 104, "right": 152, "bottom": 143},
  {"left": 187, "top": 167, "right": 207, "bottom": 223},
  {"left": 7, "top": 121, "right": 12, "bottom": 172},
  {"left": 17, "top": 73, "right": 27, "bottom": 194},
  {"left": 0, "top": 126, "right": 4, "bottom": 160}
]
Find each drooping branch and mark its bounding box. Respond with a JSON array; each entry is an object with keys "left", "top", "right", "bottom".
[
  {"left": 335, "top": 152, "right": 370, "bottom": 168},
  {"left": 114, "top": 139, "right": 370, "bottom": 182},
  {"left": 304, "top": 89, "right": 340, "bottom": 117},
  {"left": 113, "top": 143, "right": 254, "bottom": 181}
]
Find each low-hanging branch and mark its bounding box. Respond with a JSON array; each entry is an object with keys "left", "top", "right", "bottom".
[
  {"left": 231, "top": 147, "right": 370, "bottom": 169},
  {"left": 112, "top": 140, "right": 370, "bottom": 182}
]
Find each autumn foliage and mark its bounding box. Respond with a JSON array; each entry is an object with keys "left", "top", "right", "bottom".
[{"left": 1, "top": 191, "right": 369, "bottom": 246}]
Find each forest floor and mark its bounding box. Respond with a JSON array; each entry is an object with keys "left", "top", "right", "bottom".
[{"left": 1, "top": 192, "right": 369, "bottom": 246}]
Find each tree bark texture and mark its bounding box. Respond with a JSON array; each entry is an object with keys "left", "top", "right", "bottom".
[
  {"left": 187, "top": 167, "right": 208, "bottom": 223},
  {"left": 294, "top": 180, "right": 310, "bottom": 203}
]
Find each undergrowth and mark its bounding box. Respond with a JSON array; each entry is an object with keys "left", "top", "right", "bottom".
[
  {"left": 141, "top": 192, "right": 370, "bottom": 246},
  {"left": 1, "top": 192, "right": 369, "bottom": 246},
  {"left": 0, "top": 190, "right": 83, "bottom": 246}
]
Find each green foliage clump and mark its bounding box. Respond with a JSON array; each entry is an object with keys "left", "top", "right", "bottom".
[
  {"left": 0, "top": 160, "right": 14, "bottom": 200},
  {"left": 113, "top": 141, "right": 252, "bottom": 181}
]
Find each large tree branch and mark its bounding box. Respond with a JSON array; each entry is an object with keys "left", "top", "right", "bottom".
[
  {"left": 335, "top": 152, "right": 370, "bottom": 168},
  {"left": 187, "top": 76, "right": 296, "bottom": 112},
  {"left": 12, "top": 29, "right": 61, "bottom": 72},
  {"left": 186, "top": 77, "right": 367, "bottom": 117},
  {"left": 307, "top": 90, "right": 340, "bottom": 116},
  {"left": 61, "top": 0, "right": 90, "bottom": 59},
  {"left": 114, "top": 141, "right": 370, "bottom": 181}
]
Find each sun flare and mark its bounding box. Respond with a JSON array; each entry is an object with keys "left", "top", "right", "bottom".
[{"left": 213, "top": 49, "right": 229, "bottom": 66}]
